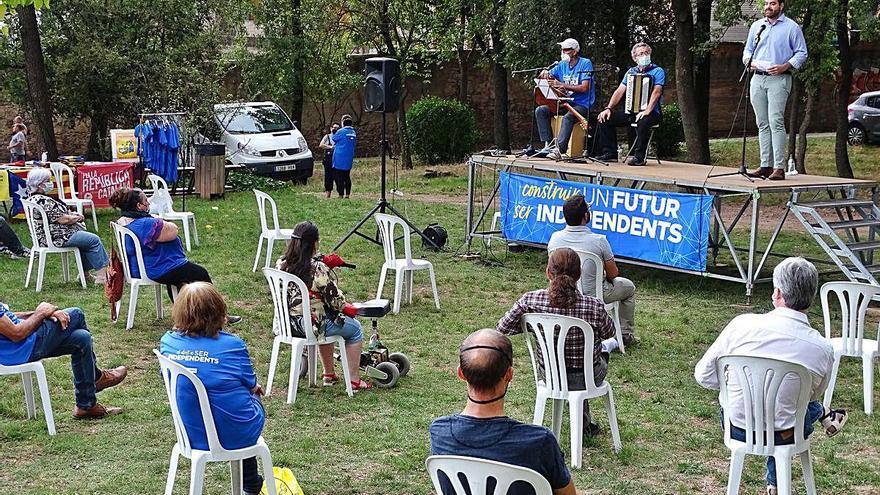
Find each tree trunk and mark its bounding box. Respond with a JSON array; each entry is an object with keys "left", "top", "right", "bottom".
[
  {"left": 796, "top": 86, "right": 816, "bottom": 174},
  {"left": 672, "top": 0, "right": 711, "bottom": 164},
  {"left": 692, "top": 0, "right": 712, "bottom": 161},
  {"left": 397, "top": 89, "right": 413, "bottom": 169},
  {"left": 17, "top": 5, "right": 58, "bottom": 160},
  {"left": 457, "top": 48, "right": 469, "bottom": 103},
  {"left": 86, "top": 115, "right": 107, "bottom": 161},
  {"left": 492, "top": 60, "right": 510, "bottom": 151},
  {"left": 609, "top": 0, "right": 631, "bottom": 81},
  {"left": 786, "top": 78, "right": 803, "bottom": 161},
  {"left": 289, "top": 0, "right": 305, "bottom": 125},
  {"left": 834, "top": 0, "right": 854, "bottom": 178}
]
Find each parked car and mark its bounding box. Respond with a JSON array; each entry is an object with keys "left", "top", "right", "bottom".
[
  {"left": 848, "top": 90, "right": 880, "bottom": 146},
  {"left": 214, "top": 102, "right": 314, "bottom": 182}
]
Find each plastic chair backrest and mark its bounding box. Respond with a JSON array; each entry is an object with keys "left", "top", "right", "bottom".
[
  {"left": 22, "top": 199, "right": 59, "bottom": 248},
  {"left": 572, "top": 249, "right": 604, "bottom": 299},
  {"left": 49, "top": 162, "right": 78, "bottom": 201},
  {"left": 426, "top": 455, "right": 553, "bottom": 495},
  {"left": 521, "top": 313, "right": 596, "bottom": 394},
  {"left": 263, "top": 267, "right": 317, "bottom": 344},
  {"left": 148, "top": 174, "right": 169, "bottom": 193},
  {"left": 821, "top": 281, "right": 880, "bottom": 355},
  {"left": 716, "top": 355, "right": 812, "bottom": 456},
  {"left": 111, "top": 222, "right": 148, "bottom": 283},
  {"left": 154, "top": 349, "right": 227, "bottom": 456},
  {"left": 254, "top": 189, "right": 281, "bottom": 234},
  {"left": 375, "top": 213, "right": 413, "bottom": 264}
]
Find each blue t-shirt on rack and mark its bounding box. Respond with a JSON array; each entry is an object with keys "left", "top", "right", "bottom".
[
  {"left": 125, "top": 217, "right": 188, "bottom": 280},
  {"left": 549, "top": 56, "right": 595, "bottom": 109},
  {"left": 621, "top": 64, "right": 666, "bottom": 115},
  {"left": 160, "top": 331, "right": 265, "bottom": 451},
  {"left": 332, "top": 126, "right": 356, "bottom": 171},
  {"left": 0, "top": 302, "right": 36, "bottom": 366}
]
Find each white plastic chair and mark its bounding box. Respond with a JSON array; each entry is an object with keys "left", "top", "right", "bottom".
[
  {"left": 253, "top": 189, "right": 294, "bottom": 272},
  {"left": 22, "top": 199, "right": 87, "bottom": 292},
  {"left": 521, "top": 313, "right": 622, "bottom": 468},
  {"left": 154, "top": 350, "right": 277, "bottom": 495},
  {"left": 148, "top": 174, "right": 199, "bottom": 252},
  {"left": 820, "top": 281, "right": 880, "bottom": 415},
  {"left": 0, "top": 361, "right": 56, "bottom": 435},
  {"left": 717, "top": 355, "right": 816, "bottom": 495},
  {"left": 375, "top": 213, "right": 440, "bottom": 314},
  {"left": 49, "top": 162, "right": 99, "bottom": 231},
  {"left": 426, "top": 455, "right": 552, "bottom": 495},
  {"left": 263, "top": 267, "right": 354, "bottom": 403},
  {"left": 572, "top": 249, "right": 626, "bottom": 354},
  {"left": 111, "top": 222, "right": 177, "bottom": 330}
]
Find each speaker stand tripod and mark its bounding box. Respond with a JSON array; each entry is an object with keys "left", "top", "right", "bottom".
[{"left": 333, "top": 112, "right": 439, "bottom": 251}]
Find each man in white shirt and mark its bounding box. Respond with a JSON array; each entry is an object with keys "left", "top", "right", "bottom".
[
  {"left": 547, "top": 194, "right": 637, "bottom": 345},
  {"left": 694, "top": 257, "right": 846, "bottom": 495}
]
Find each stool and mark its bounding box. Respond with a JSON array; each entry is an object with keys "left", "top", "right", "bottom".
[
  {"left": 623, "top": 123, "right": 660, "bottom": 165},
  {"left": 551, "top": 116, "right": 586, "bottom": 157}
]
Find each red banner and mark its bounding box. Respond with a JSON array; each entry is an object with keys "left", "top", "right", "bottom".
[{"left": 76, "top": 162, "right": 134, "bottom": 207}]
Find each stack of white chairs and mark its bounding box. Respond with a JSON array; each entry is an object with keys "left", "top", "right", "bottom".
[
  {"left": 147, "top": 174, "right": 199, "bottom": 252},
  {"left": 49, "top": 162, "right": 99, "bottom": 231},
  {"left": 0, "top": 361, "right": 56, "bottom": 435},
  {"left": 426, "top": 455, "right": 552, "bottom": 495},
  {"left": 253, "top": 189, "right": 294, "bottom": 272},
  {"left": 572, "top": 249, "right": 626, "bottom": 354},
  {"left": 375, "top": 213, "right": 440, "bottom": 313},
  {"left": 22, "top": 199, "right": 87, "bottom": 292},
  {"left": 111, "top": 222, "right": 177, "bottom": 330}
]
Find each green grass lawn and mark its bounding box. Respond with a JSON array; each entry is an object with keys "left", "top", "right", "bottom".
[{"left": 1, "top": 141, "right": 879, "bottom": 494}]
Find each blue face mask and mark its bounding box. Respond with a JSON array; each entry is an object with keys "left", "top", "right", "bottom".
[{"left": 636, "top": 55, "right": 651, "bottom": 67}]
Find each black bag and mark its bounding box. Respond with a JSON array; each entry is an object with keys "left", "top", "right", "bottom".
[{"left": 422, "top": 223, "right": 447, "bottom": 251}]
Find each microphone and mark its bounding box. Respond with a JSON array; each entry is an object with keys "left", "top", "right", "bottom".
[
  {"left": 544, "top": 60, "right": 559, "bottom": 71},
  {"left": 754, "top": 23, "right": 767, "bottom": 45}
]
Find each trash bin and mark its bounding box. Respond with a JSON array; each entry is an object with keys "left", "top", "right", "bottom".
[{"left": 193, "top": 143, "right": 226, "bottom": 199}]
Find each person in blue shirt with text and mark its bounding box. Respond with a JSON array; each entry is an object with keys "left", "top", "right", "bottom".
[
  {"left": 595, "top": 42, "right": 666, "bottom": 166},
  {"left": 744, "top": 0, "right": 807, "bottom": 181},
  {"left": 160, "top": 282, "right": 266, "bottom": 495},
  {"left": 332, "top": 115, "right": 356, "bottom": 199},
  {"left": 535, "top": 38, "right": 595, "bottom": 161}
]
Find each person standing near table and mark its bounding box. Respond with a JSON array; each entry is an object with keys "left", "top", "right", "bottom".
[
  {"left": 332, "top": 115, "right": 356, "bottom": 199},
  {"left": 8, "top": 123, "right": 27, "bottom": 162},
  {"left": 744, "top": 0, "right": 807, "bottom": 181},
  {"left": 319, "top": 123, "right": 339, "bottom": 199}
]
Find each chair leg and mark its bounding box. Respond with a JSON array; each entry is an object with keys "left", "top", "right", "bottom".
[
  {"left": 25, "top": 250, "right": 35, "bottom": 288},
  {"left": 33, "top": 366, "right": 55, "bottom": 436},
  {"left": 338, "top": 340, "right": 355, "bottom": 397},
  {"left": 264, "top": 238, "right": 275, "bottom": 269},
  {"left": 22, "top": 371, "right": 35, "bottom": 419},
  {"left": 182, "top": 219, "right": 192, "bottom": 252},
  {"left": 287, "top": 342, "right": 305, "bottom": 405},
  {"left": 376, "top": 266, "right": 388, "bottom": 299},
  {"left": 155, "top": 285, "right": 164, "bottom": 319},
  {"left": 392, "top": 270, "right": 404, "bottom": 313},
  {"left": 61, "top": 252, "right": 70, "bottom": 282},
  {"left": 863, "top": 354, "right": 874, "bottom": 415},
  {"left": 187, "top": 454, "right": 207, "bottom": 495},
  {"left": 127, "top": 284, "right": 140, "bottom": 330},
  {"left": 775, "top": 454, "right": 793, "bottom": 495},
  {"left": 605, "top": 387, "right": 622, "bottom": 452},
  {"left": 533, "top": 394, "right": 548, "bottom": 427},
  {"left": 406, "top": 270, "right": 414, "bottom": 304},
  {"left": 307, "top": 344, "right": 319, "bottom": 387},
  {"left": 164, "top": 444, "right": 180, "bottom": 495},
  {"left": 191, "top": 217, "right": 200, "bottom": 246},
  {"left": 72, "top": 250, "right": 87, "bottom": 288},
  {"left": 36, "top": 253, "right": 47, "bottom": 293},
  {"left": 823, "top": 354, "right": 842, "bottom": 409},
  {"left": 726, "top": 450, "right": 746, "bottom": 495},
  {"left": 428, "top": 266, "right": 440, "bottom": 310},
  {"left": 569, "top": 398, "right": 585, "bottom": 469},
  {"left": 551, "top": 399, "right": 565, "bottom": 438},
  {"left": 266, "top": 338, "right": 282, "bottom": 397},
  {"left": 800, "top": 450, "right": 817, "bottom": 495},
  {"left": 229, "top": 459, "right": 243, "bottom": 495},
  {"left": 611, "top": 304, "right": 624, "bottom": 354},
  {"left": 259, "top": 448, "right": 278, "bottom": 495},
  {"left": 253, "top": 237, "right": 264, "bottom": 272},
  {"left": 90, "top": 203, "right": 99, "bottom": 231}
]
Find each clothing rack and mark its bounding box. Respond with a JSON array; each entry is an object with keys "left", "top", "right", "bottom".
[{"left": 137, "top": 111, "right": 194, "bottom": 210}]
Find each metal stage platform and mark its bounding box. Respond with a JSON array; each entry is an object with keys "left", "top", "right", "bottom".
[{"left": 465, "top": 154, "right": 879, "bottom": 300}]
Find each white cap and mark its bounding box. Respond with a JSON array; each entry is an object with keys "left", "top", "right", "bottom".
[{"left": 557, "top": 38, "right": 580, "bottom": 52}]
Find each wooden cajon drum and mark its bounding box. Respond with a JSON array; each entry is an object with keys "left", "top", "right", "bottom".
[{"left": 551, "top": 116, "right": 585, "bottom": 157}]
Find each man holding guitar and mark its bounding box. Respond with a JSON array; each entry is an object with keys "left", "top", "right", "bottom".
[{"left": 535, "top": 38, "right": 594, "bottom": 160}]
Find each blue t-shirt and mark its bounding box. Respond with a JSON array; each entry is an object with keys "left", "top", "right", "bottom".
[
  {"left": 429, "top": 415, "right": 571, "bottom": 494},
  {"left": 125, "top": 217, "right": 188, "bottom": 280},
  {"left": 621, "top": 64, "right": 666, "bottom": 115},
  {"left": 332, "top": 127, "right": 357, "bottom": 171},
  {"left": 159, "top": 331, "right": 265, "bottom": 451},
  {"left": 0, "top": 302, "right": 36, "bottom": 366},
  {"left": 550, "top": 57, "right": 595, "bottom": 109}
]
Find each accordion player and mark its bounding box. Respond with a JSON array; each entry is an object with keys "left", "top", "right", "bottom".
[{"left": 625, "top": 73, "right": 653, "bottom": 115}]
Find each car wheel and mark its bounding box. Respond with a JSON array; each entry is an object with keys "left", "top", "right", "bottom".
[{"left": 848, "top": 124, "right": 866, "bottom": 146}]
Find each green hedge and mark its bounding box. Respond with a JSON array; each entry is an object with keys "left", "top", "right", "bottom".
[
  {"left": 406, "top": 96, "right": 479, "bottom": 164},
  {"left": 655, "top": 103, "right": 685, "bottom": 158}
]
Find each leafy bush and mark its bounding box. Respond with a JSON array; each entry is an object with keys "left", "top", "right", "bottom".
[
  {"left": 406, "top": 96, "right": 479, "bottom": 164},
  {"left": 655, "top": 103, "right": 685, "bottom": 158},
  {"left": 226, "top": 170, "right": 290, "bottom": 192}
]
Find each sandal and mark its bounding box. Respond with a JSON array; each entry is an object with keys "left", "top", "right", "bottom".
[
  {"left": 820, "top": 406, "right": 848, "bottom": 437},
  {"left": 350, "top": 380, "right": 373, "bottom": 392},
  {"left": 322, "top": 373, "right": 338, "bottom": 386}
]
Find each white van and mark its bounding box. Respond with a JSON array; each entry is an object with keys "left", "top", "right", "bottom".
[{"left": 214, "top": 102, "right": 314, "bottom": 181}]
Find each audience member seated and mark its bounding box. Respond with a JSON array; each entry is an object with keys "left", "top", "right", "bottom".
[
  {"left": 694, "top": 257, "right": 848, "bottom": 495},
  {"left": 276, "top": 221, "right": 371, "bottom": 391},
  {"left": 547, "top": 194, "right": 637, "bottom": 346},
  {"left": 26, "top": 168, "right": 109, "bottom": 284},
  {"left": 497, "top": 247, "right": 615, "bottom": 437},
  {"left": 0, "top": 300, "right": 127, "bottom": 419},
  {"left": 0, "top": 215, "right": 29, "bottom": 259},
  {"left": 108, "top": 187, "right": 241, "bottom": 324},
  {"left": 429, "top": 329, "right": 575, "bottom": 495},
  {"left": 159, "top": 283, "right": 264, "bottom": 495}
]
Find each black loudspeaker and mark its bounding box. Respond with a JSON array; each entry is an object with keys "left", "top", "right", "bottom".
[{"left": 364, "top": 57, "right": 400, "bottom": 113}]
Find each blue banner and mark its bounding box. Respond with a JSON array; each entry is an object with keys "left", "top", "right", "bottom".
[{"left": 499, "top": 171, "right": 712, "bottom": 271}]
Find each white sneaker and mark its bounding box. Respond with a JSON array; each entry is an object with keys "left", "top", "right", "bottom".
[
  {"left": 601, "top": 338, "right": 619, "bottom": 354},
  {"left": 767, "top": 485, "right": 777, "bottom": 495}
]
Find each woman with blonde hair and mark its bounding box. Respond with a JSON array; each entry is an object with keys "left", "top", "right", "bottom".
[
  {"left": 496, "top": 247, "right": 617, "bottom": 437},
  {"left": 159, "top": 282, "right": 265, "bottom": 495}
]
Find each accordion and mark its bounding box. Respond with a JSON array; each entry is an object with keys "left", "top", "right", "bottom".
[{"left": 625, "top": 73, "right": 652, "bottom": 114}]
